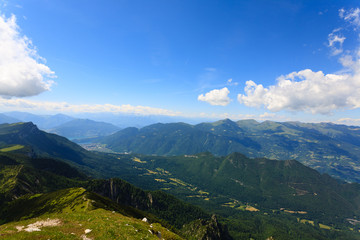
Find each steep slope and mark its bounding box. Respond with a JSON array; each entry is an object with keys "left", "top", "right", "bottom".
[
  {"left": 0, "top": 122, "right": 88, "bottom": 164},
  {"left": 86, "top": 178, "right": 212, "bottom": 230},
  {"left": 98, "top": 119, "right": 360, "bottom": 182},
  {"left": 0, "top": 122, "right": 128, "bottom": 177},
  {"left": 48, "top": 118, "right": 120, "bottom": 140},
  {"left": 0, "top": 152, "right": 87, "bottom": 205}
]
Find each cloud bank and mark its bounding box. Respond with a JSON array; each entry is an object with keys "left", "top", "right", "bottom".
[
  {"left": 0, "top": 14, "right": 55, "bottom": 98},
  {"left": 0, "top": 98, "right": 180, "bottom": 116},
  {"left": 198, "top": 87, "right": 230, "bottom": 106}
]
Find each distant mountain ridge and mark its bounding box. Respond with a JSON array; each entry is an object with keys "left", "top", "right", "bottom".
[
  {"left": 3, "top": 111, "right": 74, "bottom": 129},
  {"left": 1, "top": 111, "right": 210, "bottom": 130},
  {"left": 98, "top": 119, "right": 360, "bottom": 183},
  {"left": 0, "top": 113, "right": 20, "bottom": 124},
  {"left": 48, "top": 119, "right": 120, "bottom": 140}
]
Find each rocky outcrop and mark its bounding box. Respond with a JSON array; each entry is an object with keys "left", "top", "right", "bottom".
[
  {"left": 181, "top": 215, "right": 233, "bottom": 240},
  {"left": 87, "top": 178, "right": 152, "bottom": 210}
]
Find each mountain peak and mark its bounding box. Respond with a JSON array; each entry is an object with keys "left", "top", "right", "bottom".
[{"left": 212, "top": 118, "right": 236, "bottom": 126}]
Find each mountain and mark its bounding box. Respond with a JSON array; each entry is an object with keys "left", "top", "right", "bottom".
[
  {"left": 0, "top": 122, "right": 147, "bottom": 179},
  {"left": 0, "top": 122, "right": 90, "bottom": 165},
  {"left": 48, "top": 119, "right": 120, "bottom": 140},
  {"left": 98, "top": 119, "right": 360, "bottom": 182},
  {"left": 3, "top": 111, "right": 74, "bottom": 129},
  {"left": 0, "top": 113, "right": 20, "bottom": 124},
  {"left": 71, "top": 112, "right": 209, "bottom": 128}
]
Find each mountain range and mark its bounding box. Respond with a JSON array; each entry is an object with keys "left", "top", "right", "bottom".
[
  {"left": 94, "top": 119, "right": 360, "bottom": 183},
  {"left": 1, "top": 122, "right": 360, "bottom": 239}
]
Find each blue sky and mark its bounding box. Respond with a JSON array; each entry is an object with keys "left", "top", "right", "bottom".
[{"left": 1, "top": 0, "right": 360, "bottom": 125}]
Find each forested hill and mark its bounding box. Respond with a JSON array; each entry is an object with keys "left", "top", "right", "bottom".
[{"left": 98, "top": 119, "right": 360, "bottom": 182}]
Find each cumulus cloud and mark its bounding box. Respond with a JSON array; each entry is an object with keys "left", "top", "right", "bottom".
[
  {"left": 238, "top": 64, "right": 360, "bottom": 114},
  {"left": 0, "top": 98, "right": 180, "bottom": 116},
  {"left": 198, "top": 87, "right": 231, "bottom": 106},
  {"left": 0, "top": 14, "right": 55, "bottom": 98}
]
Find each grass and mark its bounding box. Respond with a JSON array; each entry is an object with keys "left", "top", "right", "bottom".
[
  {"left": 0, "top": 145, "right": 24, "bottom": 152},
  {"left": 0, "top": 209, "right": 183, "bottom": 240},
  {"left": 319, "top": 223, "right": 332, "bottom": 230},
  {"left": 0, "top": 165, "right": 23, "bottom": 194},
  {"left": 133, "top": 157, "right": 147, "bottom": 163},
  {"left": 300, "top": 219, "right": 315, "bottom": 226}
]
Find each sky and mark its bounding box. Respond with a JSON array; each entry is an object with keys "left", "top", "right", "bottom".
[{"left": 1, "top": 0, "right": 360, "bottom": 125}]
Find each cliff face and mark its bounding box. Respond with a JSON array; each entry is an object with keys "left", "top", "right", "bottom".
[
  {"left": 181, "top": 215, "right": 233, "bottom": 240},
  {"left": 87, "top": 178, "right": 152, "bottom": 209}
]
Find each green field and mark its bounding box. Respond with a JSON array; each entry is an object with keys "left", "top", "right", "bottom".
[{"left": 0, "top": 145, "right": 24, "bottom": 152}]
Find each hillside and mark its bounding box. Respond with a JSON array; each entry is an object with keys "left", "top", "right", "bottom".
[
  {"left": 0, "top": 188, "right": 183, "bottom": 240},
  {"left": 100, "top": 152, "right": 360, "bottom": 224},
  {"left": 0, "top": 144, "right": 230, "bottom": 239},
  {"left": 98, "top": 119, "right": 360, "bottom": 182},
  {"left": 91, "top": 152, "right": 360, "bottom": 239},
  {"left": 0, "top": 122, "right": 127, "bottom": 177},
  {"left": 48, "top": 119, "right": 120, "bottom": 140}
]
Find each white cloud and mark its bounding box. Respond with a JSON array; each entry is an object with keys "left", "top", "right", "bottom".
[
  {"left": 339, "top": 8, "right": 360, "bottom": 28},
  {"left": 0, "top": 14, "right": 55, "bottom": 98},
  {"left": 227, "top": 78, "right": 239, "bottom": 86},
  {"left": 198, "top": 87, "right": 231, "bottom": 106},
  {"left": 336, "top": 118, "right": 360, "bottom": 126},
  {"left": 328, "top": 29, "right": 345, "bottom": 55},
  {"left": 238, "top": 63, "right": 360, "bottom": 114},
  {"left": 0, "top": 98, "right": 181, "bottom": 116},
  {"left": 259, "top": 112, "right": 276, "bottom": 119},
  {"left": 238, "top": 8, "right": 360, "bottom": 115}
]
